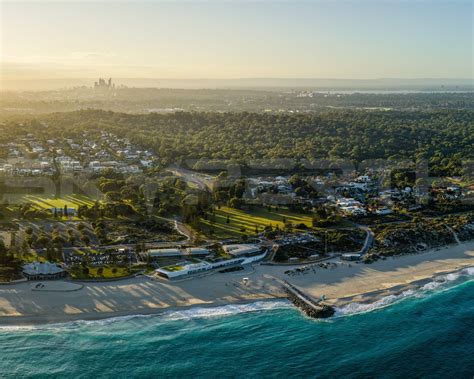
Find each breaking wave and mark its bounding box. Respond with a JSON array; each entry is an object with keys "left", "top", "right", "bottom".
[
  {"left": 161, "top": 300, "right": 293, "bottom": 321},
  {"left": 335, "top": 266, "right": 474, "bottom": 316},
  {"left": 2, "top": 267, "right": 473, "bottom": 331},
  {"left": 0, "top": 300, "right": 292, "bottom": 332}
]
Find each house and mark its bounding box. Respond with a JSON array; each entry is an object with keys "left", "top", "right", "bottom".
[
  {"left": 140, "top": 160, "right": 154, "bottom": 168},
  {"left": 355, "top": 175, "right": 372, "bottom": 183},
  {"left": 375, "top": 207, "right": 393, "bottom": 215}
]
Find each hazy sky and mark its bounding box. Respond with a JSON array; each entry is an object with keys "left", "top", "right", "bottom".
[{"left": 1, "top": 0, "right": 472, "bottom": 80}]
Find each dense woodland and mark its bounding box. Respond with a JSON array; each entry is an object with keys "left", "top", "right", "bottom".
[
  {"left": 1, "top": 89, "right": 473, "bottom": 114},
  {"left": 5, "top": 109, "right": 472, "bottom": 177}
]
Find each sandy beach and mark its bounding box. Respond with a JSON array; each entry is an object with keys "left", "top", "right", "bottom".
[{"left": 1, "top": 241, "right": 473, "bottom": 326}]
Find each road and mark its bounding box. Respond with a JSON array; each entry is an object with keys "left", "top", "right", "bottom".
[
  {"left": 173, "top": 219, "right": 197, "bottom": 243},
  {"left": 166, "top": 166, "right": 214, "bottom": 191},
  {"left": 357, "top": 225, "right": 374, "bottom": 256}
]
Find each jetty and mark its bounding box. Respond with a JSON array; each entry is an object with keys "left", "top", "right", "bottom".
[{"left": 282, "top": 281, "right": 335, "bottom": 318}]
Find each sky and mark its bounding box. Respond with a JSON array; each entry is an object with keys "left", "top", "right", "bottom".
[{"left": 1, "top": 0, "right": 473, "bottom": 82}]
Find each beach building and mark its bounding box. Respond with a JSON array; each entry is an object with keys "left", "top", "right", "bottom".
[
  {"left": 148, "top": 248, "right": 182, "bottom": 258},
  {"left": 154, "top": 244, "right": 268, "bottom": 279},
  {"left": 185, "top": 247, "right": 211, "bottom": 255},
  {"left": 222, "top": 244, "right": 262, "bottom": 257},
  {"left": 148, "top": 247, "right": 210, "bottom": 259},
  {"left": 155, "top": 258, "right": 245, "bottom": 279},
  {"left": 22, "top": 262, "right": 67, "bottom": 280}
]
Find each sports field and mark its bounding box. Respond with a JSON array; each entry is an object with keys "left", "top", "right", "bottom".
[{"left": 196, "top": 206, "right": 313, "bottom": 238}]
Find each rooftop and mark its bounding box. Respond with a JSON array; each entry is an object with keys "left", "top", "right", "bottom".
[{"left": 22, "top": 262, "right": 65, "bottom": 276}]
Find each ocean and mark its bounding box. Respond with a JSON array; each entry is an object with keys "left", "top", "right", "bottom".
[{"left": 1, "top": 268, "right": 473, "bottom": 379}]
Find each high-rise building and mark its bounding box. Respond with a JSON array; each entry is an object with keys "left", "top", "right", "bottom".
[{"left": 94, "top": 77, "right": 114, "bottom": 90}]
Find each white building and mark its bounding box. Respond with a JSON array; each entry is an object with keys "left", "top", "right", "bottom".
[
  {"left": 155, "top": 258, "right": 245, "bottom": 279},
  {"left": 155, "top": 249, "right": 267, "bottom": 280},
  {"left": 222, "top": 244, "right": 262, "bottom": 257},
  {"left": 148, "top": 247, "right": 210, "bottom": 258},
  {"left": 22, "top": 262, "right": 66, "bottom": 280}
]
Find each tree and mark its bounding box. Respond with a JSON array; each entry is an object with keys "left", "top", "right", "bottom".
[
  {"left": 36, "top": 234, "right": 50, "bottom": 248},
  {"left": 80, "top": 234, "right": 91, "bottom": 245},
  {"left": 52, "top": 235, "right": 65, "bottom": 246},
  {"left": 46, "top": 246, "right": 55, "bottom": 262},
  {"left": 289, "top": 174, "right": 304, "bottom": 189},
  {"left": 229, "top": 197, "right": 243, "bottom": 209},
  {"left": 0, "top": 240, "right": 8, "bottom": 264}
]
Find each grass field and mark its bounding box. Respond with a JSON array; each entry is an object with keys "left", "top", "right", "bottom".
[
  {"left": 195, "top": 206, "right": 314, "bottom": 238},
  {"left": 1, "top": 194, "right": 98, "bottom": 220},
  {"left": 69, "top": 265, "right": 130, "bottom": 279},
  {"left": 23, "top": 194, "right": 96, "bottom": 211}
]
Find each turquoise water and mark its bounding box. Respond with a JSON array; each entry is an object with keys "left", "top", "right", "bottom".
[{"left": 1, "top": 269, "right": 473, "bottom": 378}]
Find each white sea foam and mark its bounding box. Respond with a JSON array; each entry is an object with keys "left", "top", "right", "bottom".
[
  {"left": 335, "top": 289, "right": 416, "bottom": 316},
  {"left": 335, "top": 266, "right": 474, "bottom": 316},
  {"left": 161, "top": 300, "right": 293, "bottom": 321},
  {"left": 0, "top": 300, "right": 292, "bottom": 331},
  {"left": 2, "top": 267, "right": 474, "bottom": 330},
  {"left": 0, "top": 314, "right": 153, "bottom": 332}
]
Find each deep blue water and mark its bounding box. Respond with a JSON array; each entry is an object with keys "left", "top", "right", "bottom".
[{"left": 1, "top": 271, "right": 473, "bottom": 379}]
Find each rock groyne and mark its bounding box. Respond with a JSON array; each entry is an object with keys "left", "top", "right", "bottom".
[{"left": 283, "top": 281, "right": 335, "bottom": 318}]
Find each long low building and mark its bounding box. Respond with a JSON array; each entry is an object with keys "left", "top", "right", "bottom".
[
  {"left": 148, "top": 247, "right": 210, "bottom": 258},
  {"left": 156, "top": 257, "right": 245, "bottom": 279},
  {"left": 155, "top": 250, "right": 268, "bottom": 280},
  {"left": 222, "top": 244, "right": 262, "bottom": 257}
]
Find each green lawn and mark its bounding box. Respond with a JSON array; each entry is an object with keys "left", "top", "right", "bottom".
[
  {"left": 195, "top": 206, "right": 314, "bottom": 238},
  {"left": 70, "top": 265, "right": 130, "bottom": 279},
  {"left": 21, "top": 250, "right": 46, "bottom": 263},
  {"left": 162, "top": 264, "right": 184, "bottom": 272},
  {"left": 24, "top": 194, "right": 96, "bottom": 211}
]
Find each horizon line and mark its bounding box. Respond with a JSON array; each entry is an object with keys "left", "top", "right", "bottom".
[{"left": 3, "top": 77, "right": 473, "bottom": 81}]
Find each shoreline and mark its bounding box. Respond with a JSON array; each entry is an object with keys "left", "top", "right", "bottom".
[
  {"left": 1, "top": 241, "right": 473, "bottom": 327},
  {"left": 0, "top": 297, "right": 288, "bottom": 328},
  {"left": 332, "top": 265, "right": 473, "bottom": 309}
]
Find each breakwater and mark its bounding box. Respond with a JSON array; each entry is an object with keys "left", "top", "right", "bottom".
[{"left": 282, "top": 281, "right": 335, "bottom": 318}]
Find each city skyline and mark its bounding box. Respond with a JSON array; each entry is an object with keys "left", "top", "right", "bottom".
[{"left": 1, "top": 0, "right": 472, "bottom": 87}]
